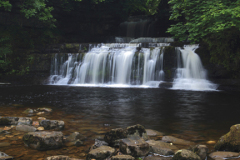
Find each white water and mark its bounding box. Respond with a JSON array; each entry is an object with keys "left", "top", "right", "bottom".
[
  {"left": 172, "top": 45, "right": 218, "bottom": 91},
  {"left": 49, "top": 43, "right": 165, "bottom": 88}
]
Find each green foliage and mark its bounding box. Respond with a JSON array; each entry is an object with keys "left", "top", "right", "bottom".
[
  {"left": 167, "top": 0, "right": 240, "bottom": 42},
  {"left": 0, "top": 0, "right": 12, "bottom": 11}
]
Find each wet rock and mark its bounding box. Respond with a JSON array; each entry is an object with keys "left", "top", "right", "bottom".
[
  {"left": 111, "top": 155, "right": 135, "bottom": 160},
  {"left": 0, "top": 117, "right": 18, "bottom": 125},
  {"left": 209, "top": 151, "right": 240, "bottom": 159},
  {"left": 172, "top": 149, "right": 201, "bottom": 160},
  {"left": 23, "top": 131, "right": 64, "bottom": 150},
  {"left": 120, "top": 136, "right": 149, "bottom": 157},
  {"left": 65, "top": 140, "right": 83, "bottom": 147},
  {"left": 17, "top": 117, "right": 32, "bottom": 125},
  {"left": 45, "top": 155, "right": 70, "bottom": 160},
  {"left": 37, "top": 127, "right": 44, "bottom": 131},
  {"left": 16, "top": 125, "right": 37, "bottom": 132},
  {"left": 22, "top": 108, "right": 34, "bottom": 114},
  {"left": 215, "top": 124, "right": 240, "bottom": 151},
  {"left": 147, "top": 140, "right": 178, "bottom": 156},
  {"left": 89, "top": 139, "right": 109, "bottom": 151},
  {"left": 0, "top": 142, "right": 11, "bottom": 147},
  {"left": 162, "top": 136, "right": 194, "bottom": 145},
  {"left": 87, "top": 146, "right": 115, "bottom": 160},
  {"left": 146, "top": 129, "right": 165, "bottom": 139},
  {"left": 144, "top": 156, "right": 172, "bottom": 160},
  {"left": 0, "top": 151, "right": 13, "bottom": 160},
  {"left": 104, "top": 124, "right": 149, "bottom": 146},
  {"left": 37, "top": 108, "right": 52, "bottom": 113},
  {"left": 66, "top": 132, "right": 86, "bottom": 142},
  {"left": 189, "top": 145, "right": 208, "bottom": 160},
  {"left": 39, "top": 120, "right": 64, "bottom": 130}
]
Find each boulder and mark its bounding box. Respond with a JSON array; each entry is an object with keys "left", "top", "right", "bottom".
[
  {"left": 16, "top": 125, "right": 37, "bottom": 132},
  {"left": 111, "top": 155, "right": 135, "bottom": 160},
  {"left": 89, "top": 139, "right": 109, "bottom": 151},
  {"left": 87, "top": 146, "right": 115, "bottom": 160},
  {"left": 162, "top": 136, "right": 194, "bottom": 146},
  {"left": 0, "top": 117, "right": 18, "bottom": 125},
  {"left": 39, "top": 120, "right": 64, "bottom": 130},
  {"left": 120, "top": 136, "right": 149, "bottom": 157},
  {"left": 209, "top": 151, "right": 240, "bottom": 159},
  {"left": 215, "top": 124, "right": 240, "bottom": 151},
  {"left": 189, "top": 145, "right": 208, "bottom": 160},
  {"left": 0, "top": 151, "right": 13, "bottom": 160},
  {"left": 147, "top": 140, "right": 178, "bottom": 156},
  {"left": 23, "top": 131, "right": 64, "bottom": 150},
  {"left": 17, "top": 117, "right": 32, "bottom": 125},
  {"left": 126, "top": 124, "right": 149, "bottom": 141},
  {"left": 172, "top": 149, "right": 201, "bottom": 160}
]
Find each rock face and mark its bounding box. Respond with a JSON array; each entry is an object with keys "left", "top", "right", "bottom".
[
  {"left": 104, "top": 124, "right": 148, "bottom": 146},
  {"left": 23, "top": 131, "right": 64, "bottom": 150},
  {"left": 16, "top": 125, "right": 37, "bottom": 132},
  {"left": 215, "top": 124, "right": 240, "bottom": 151},
  {"left": 189, "top": 145, "right": 208, "bottom": 160},
  {"left": 209, "top": 151, "right": 240, "bottom": 159},
  {"left": 162, "top": 136, "right": 194, "bottom": 145},
  {"left": 86, "top": 146, "right": 115, "bottom": 160},
  {"left": 111, "top": 155, "right": 135, "bottom": 160},
  {"left": 172, "top": 149, "right": 201, "bottom": 160},
  {"left": 147, "top": 140, "right": 178, "bottom": 156},
  {"left": 120, "top": 136, "right": 150, "bottom": 157},
  {"left": 39, "top": 120, "right": 64, "bottom": 130}
]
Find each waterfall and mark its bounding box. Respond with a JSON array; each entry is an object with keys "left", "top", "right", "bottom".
[
  {"left": 172, "top": 45, "right": 218, "bottom": 91},
  {"left": 49, "top": 43, "right": 165, "bottom": 88}
]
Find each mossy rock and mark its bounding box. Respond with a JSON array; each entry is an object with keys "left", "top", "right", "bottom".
[
  {"left": 215, "top": 124, "right": 240, "bottom": 152},
  {"left": 172, "top": 149, "right": 201, "bottom": 160}
]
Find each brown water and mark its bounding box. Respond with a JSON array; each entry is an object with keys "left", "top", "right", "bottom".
[{"left": 0, "top": 85, "right": 240, "bottom": 159}]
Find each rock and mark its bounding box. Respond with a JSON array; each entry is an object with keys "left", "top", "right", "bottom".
[
  {"left": 23, "top": 131, "right": 64, "bottom": 150},
  {"left": 0, "top": 129, "right": 5, "bottom": 134},
  {"left": 147, "top": 140, "right": 178, "bottom": 156},
  {"left": 104, "top": 124, "right": 149, "bottom": 146},
  {"left": 66, "top": 132, "right": 86, "bottom": 142},
  {"left": 189, "top": 145, "right": 208, "bottom": 160},
  {"left": 65, "top": 140, "right": 83, "bottom": 147},
  {"left": 87, "top": 146, "right": 115, "bottom": 160},
  {"left": 16, "top": 125, "right": 37, "bottom": 132},
  {"left": 22, "top": 108, "right": 34, "bottom": 114},
  {"left": 0, "top": 151, "right": 13, "bottom": 160},
  {"left": 207, "top": 140, "right": 216, "bottom": 144},
  {"left": 37, "top": 108, "right": 52, "bottom": 113},
  {"left": 162, "top": 136, "right": 194, "bottom": 145},
  {"left": 32, "top": 121, "right": 40, "bottom": 126},
  {"left": 111, "top": 155, "right": 135, "bottom": 160},
  {"left": 172, "top": 149, "right": 201, "bottom": 160},
  {"left": 37, "top": 127, "right": 44, "bottom": 131},
  {"left": 144, "top": 156, "right": 172, "bottom": 160},
  {"left": 214, "top": 124, "right": 240, "bottom": 151},
  {"left": 17, "top": 117, "right": 32, "bottom": 125},
  {"left": 146, "top": 129, "right": 165, "bottom": 140},
  {"left": 89, "top": 139, "right": 109, "bottom": 151},
  {"left": 209, "top": 151, "right": 240, "bottom": 159},
  {"left": 45, "top": 155, "right": 70, "bottom": 160},
  {"left": 39, "top": 120, "right": 64, "bottom": 130},
  {"left": 119, "top": 136, "right": 149, "bottom": 157},
  {"left": 0, "top": 142, "right": 11, "bottom": 148},
  {"left": 0, "top": 117, "right": 18, "bottom": 125},
  {"left": 38, "top": 117, "right": 46, "bottom": 120}
]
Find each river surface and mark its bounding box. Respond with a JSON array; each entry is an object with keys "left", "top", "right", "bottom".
[{"left": 0, "top": 85, "right": 239, "bottom": 159}]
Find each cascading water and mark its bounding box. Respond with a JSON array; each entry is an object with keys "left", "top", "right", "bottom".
[
  {"left": 172, "top": 45, "right": 218, "bottom": 91},
  {"left": 49, "top": 43, "right": 166, "bottom": 88}
]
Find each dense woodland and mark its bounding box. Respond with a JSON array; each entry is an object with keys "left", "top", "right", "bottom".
[{"left": 0, "top": 0, "right": 240, "bottom": 79}]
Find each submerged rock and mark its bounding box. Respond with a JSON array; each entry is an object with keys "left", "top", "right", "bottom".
[
  {"left": 172, "top": 149, "right": 201, "bottom": 160},
  {"left": 147, "top": 140, "right": 178, "bottom": 156},
  {"left": 209, "top": 151, "right": 240, "bottom": 159},
  {"left": 162, "top": 136, "right": 194, "bottom": 145},
  {"left": 66, "top": 132, "right": 86, "bottom": 142},
  {"left": 189, "top": 145, "right": 208, "bottom": 160},
  {"left": 16, "top": 125, "right": 37, "bottom": 132},
  {"left": 39, "top": 120, "right": 64, "bottom": 130},
  {"left": 111, "top": 155, "right": 135, "bottom": 160},
  {"left": 120, "top": 136, "right": 149, "bottom": 157},
  {"left": 86, "top": 146, "right": 115, "bottom": 160},
  {"left": 215, "top": 124, "right": 240, "bottom": 151},
  {"left": 23, "top": 131, "right": 64, "bottom": 150}
]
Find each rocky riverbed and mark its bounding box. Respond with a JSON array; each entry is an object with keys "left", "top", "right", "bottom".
[{"left": 0, "top": 105, "right": 240, "bottom": 160}]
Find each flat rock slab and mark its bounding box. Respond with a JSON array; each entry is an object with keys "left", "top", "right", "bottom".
[
  {"left": 120, "top": 136, "right": 149, "bottom": 157},
  {"left": 209, "top": 151, "right": 240, "bottom": 159},
  {"left": 147, "top": 140, "right": 178, "bottom": 156},
  {"left": 172, "top": 149, "right": 201, "bottom": 160},
  {"left": 16, "top": 125, "right": 37, "bottom": 132},
  {"left": 87, "top": 146, "right": 115, "bottom": 160},
  {"left": 162, "top": 136, "right": 194, "bottom": 145},
  {"left": 111, "top": 155, "right": 135, "bottom": 160},
  {"left": 23, "top": 131, "right": 64, "bottom": 150},
  {"left": 39, "top": 120, "right": 64, "bottom": 130}
]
